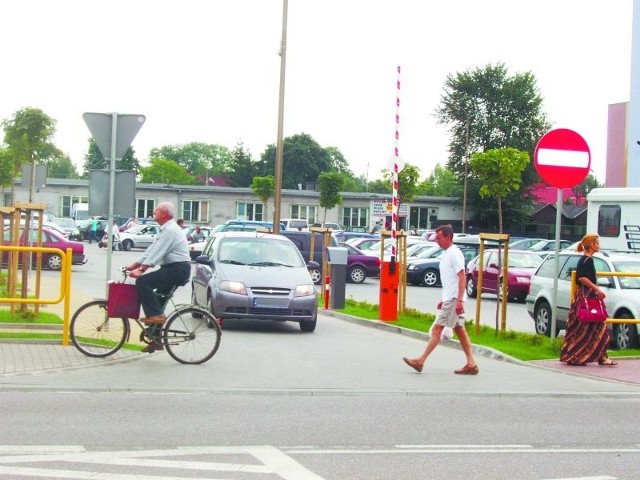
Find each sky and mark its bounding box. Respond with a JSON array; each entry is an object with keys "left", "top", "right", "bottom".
[{"left": 0, "top": 0, "right": 633, "bottom": 183}]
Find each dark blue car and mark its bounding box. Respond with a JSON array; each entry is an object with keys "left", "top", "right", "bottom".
[{"left": 406, "top": 246, "right": 478, "bottom": 287}]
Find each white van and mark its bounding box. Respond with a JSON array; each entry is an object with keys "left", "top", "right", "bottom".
[
  {"left": 586, "top": 187, "right": 640, "bottom": 252},
  {"left": 71, "top": 203, "right": 90, "bottom": 225},
  {"left": 281, "top": 218, "right": 310, "bottom": 232}
]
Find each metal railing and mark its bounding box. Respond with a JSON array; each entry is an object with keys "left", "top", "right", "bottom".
[
  {"left": 0, "top": 246, "right": 73, "bottom": 345},
  {"left": 571, "top": 270, "right": 640, "bottom": 324}
]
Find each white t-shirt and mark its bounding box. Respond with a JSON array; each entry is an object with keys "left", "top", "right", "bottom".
[{"left": 439, "top": 244, "right": 466, "bottom": 302}]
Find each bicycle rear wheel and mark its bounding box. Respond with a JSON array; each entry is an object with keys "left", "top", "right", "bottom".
[
  {"left": 70, "top": 300, "right": 129, "bottom": 357},
  {"left": 163, "top": 307, "right": 221, "bottom": 364}
]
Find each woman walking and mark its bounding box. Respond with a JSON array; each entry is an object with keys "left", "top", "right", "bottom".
[{"left": 560, "top": 233, "right": 617, "bottom": 366}]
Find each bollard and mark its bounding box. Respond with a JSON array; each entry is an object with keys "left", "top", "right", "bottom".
[
  {"left": 324, "top": 275, "right": 330, "bottom": 309},
  {"left": 379, "top": 261, "right": 399, "bottom": 321}
]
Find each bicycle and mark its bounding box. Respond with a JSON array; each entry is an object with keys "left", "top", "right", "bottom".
[{"left": 70, "top": 268, "right": 222, "bottom": 364}]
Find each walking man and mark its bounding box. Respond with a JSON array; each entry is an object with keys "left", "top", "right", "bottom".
[
  {"left": 402, "top": 224, "right": 479, "bottom": 375},
  {"left": 88, "top": 218, "right": 99, "bottom": 244}
]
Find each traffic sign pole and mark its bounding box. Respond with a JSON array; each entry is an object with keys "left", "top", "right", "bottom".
[
  {"left": 83, "top": 112, "right": 145, "bottom": 293},
  {"left": 534, "top": 128, "right": 591, "bottom": 341},
  {"left": 106, "top": 113, "right": 118, "bottom": 295}
]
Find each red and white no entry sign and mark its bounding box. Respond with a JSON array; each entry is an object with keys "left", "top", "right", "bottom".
[{"left": 534, "top": 128, "right": 591, "bottom": 188}]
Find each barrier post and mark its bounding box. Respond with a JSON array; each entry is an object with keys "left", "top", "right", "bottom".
[
  {"left": 324, "top": 275, "right": 330, "bottom": 309},
  {"left": 379, "top": 261, "right": 399, "bottom": 321}
]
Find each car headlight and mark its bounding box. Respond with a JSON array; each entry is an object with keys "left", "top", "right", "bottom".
[
  {"left": 219, "top": 280, "right": 247, "bottom": 295},
  {"left": 515, "top": 277, "right": 530, "bottom": 283},
  {"left": 407, "top": 264, "right": 418, "bottom": 271},
  {"left": 295, "top": 284, "right": 316, "bottom": 297}
]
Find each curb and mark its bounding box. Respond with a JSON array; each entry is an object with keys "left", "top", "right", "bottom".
[{"left": 319, "top": 309, "right": 526, "bottom": 365}]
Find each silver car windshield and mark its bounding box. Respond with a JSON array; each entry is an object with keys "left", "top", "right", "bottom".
[
  {"left": 612, "top": 260, "right": 640, "bottom": 289},
  {"left": 217, "top": 238, "right": 304, "bottom": 267}
]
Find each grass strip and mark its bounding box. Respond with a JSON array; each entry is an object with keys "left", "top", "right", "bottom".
[{"left": 334, "top": 298, "right": 640, "bottom": 361}]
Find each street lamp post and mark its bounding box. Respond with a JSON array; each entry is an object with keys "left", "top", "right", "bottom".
[
  {"left": 273, "top": 0, "right": 288, "bottom": 234},
  {"left": 462, "top": 119, "right": 470, "bottom": 233}
]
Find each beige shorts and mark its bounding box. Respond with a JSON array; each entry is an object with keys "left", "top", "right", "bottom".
[{"left": 434, "top": 298, "right": 466, "bottom": 328}]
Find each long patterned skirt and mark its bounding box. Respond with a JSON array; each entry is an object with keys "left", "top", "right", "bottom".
[{"left": 559, "top": 289, "right": 610, "bottom": 365}]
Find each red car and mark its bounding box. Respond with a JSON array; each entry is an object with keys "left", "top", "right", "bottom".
[
  {"left": 3, "top": 226, "right": 87, "bottom": 270},
  {"left": 465, "top": 249, "right": 546, "bottom": 302},
  {"left": 340, "top": 242, "right": 381, "bottom": 283}
]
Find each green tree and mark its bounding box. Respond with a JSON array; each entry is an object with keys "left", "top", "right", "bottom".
[
  {"left": 340, "top": 173, "right": 367, "bottom": 193},
  {"left": 324, "top": 146, "right": 353, "bottom": 176},
  {"left": 257, "top": 133, "right": 332, "bottom": 189},
  {"left": 318, "top": 172, "right": 344, "bottom": 223},
  {"left": 250, "top": 176, "right": 275, "bottom": 220},
  {"left": 470, "top": 148, "right": 530, "bottom": 233},
  {"left": 572, "top": 173, "right": 602, "bottom": 203},
  {"left": 381, "top": 164, "right": 420, "bottom": 208},
  {"left": 419, "top": 164, "right": 462, "bottom": 197},
  {"left": 367, "top": 175, "right": 392, "bottom": 194},
  {"left": 227, "top": 142, "right": 257, "bottom": 187},
  {"left": 435, "top": 63, "right": 551, "bottom": 228},
  {"left": 396, "top": 164, "right": 420, "bottom": 206},
  {"left": 139, "top": 158, "right": 194, "bottom": 185},
  {"left": 2, "top": 107, "right": 60, "bottom": 202},
  {"left": 46, "top": 154, "right": 79, "bottom": 179},
  {"left": 82, "top": 138, "right": 140, "bottom": 177},
  {"left": 0, "top": 146, "right": 14, "bottom": 193},
  {"left": 149, "top": 142, "right": 233, "bottom": 181}
]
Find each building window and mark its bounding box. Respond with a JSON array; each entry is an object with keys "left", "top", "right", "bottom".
[
  {"left": 342, "top": 207, "right": 369, "bottom": 229},
  {"left": 290, "top": 205, "right": 317, "bottom": 223},
  {"left": 236, "top": 202, "right": 263, "bottom": 221},
  {"left": 409, "top": 206, "right": 437, "bottom": 229},
  {"left": 137, "top": 199, "right": 155, "bottom": 219},
  {"left": 182, "top": 200, "right": 209, "bottom": 223},
  {"left": 597, "top": 205, "right": 620, "bottom": 237},
  {"left": 60, "top": 195, "right": 88, "bottom": 218}
]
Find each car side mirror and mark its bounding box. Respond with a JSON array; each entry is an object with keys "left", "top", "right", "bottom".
[{"left": 195, "top": 255, "right": 213, "bottom": 267}]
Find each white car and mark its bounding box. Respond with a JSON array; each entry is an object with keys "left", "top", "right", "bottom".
[
  {"left": 526, "top": 251, "right": 640, "bottom": 349},
  {"left": 119, "top": 224, "right": 160, "bottom": 250},
  {"left": 363, "top": 237, "right": 431, "bottom": 261},
  {"left": 188, "top": 239, "right": 208, "bottom": 260}
]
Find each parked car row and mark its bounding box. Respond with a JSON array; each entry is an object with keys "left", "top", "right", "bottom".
[
  {"left": 466, "top": 249, "right": 546, "bottom": 302},
  {"left": 510, "top": 237, "right": 573, "bottom": 252},
  {"left": 2, "top": 225, "right": 87, "bottom": 270}
]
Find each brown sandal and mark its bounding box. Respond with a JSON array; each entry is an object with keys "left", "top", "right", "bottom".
[
  {"left": 454, "top": 364, "right": 479, "bottom": 375},
  {"left": 402, "top": 357, "right": 423, "bottom": 373}
]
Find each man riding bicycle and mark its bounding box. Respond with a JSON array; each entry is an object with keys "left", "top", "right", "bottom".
[{"left": 125, "top": 202, "right": 191, "bottom": 352}]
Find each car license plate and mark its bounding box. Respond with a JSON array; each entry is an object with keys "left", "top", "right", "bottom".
[{"left": 253, "top": 297, "right": 288, "bottom": 308}]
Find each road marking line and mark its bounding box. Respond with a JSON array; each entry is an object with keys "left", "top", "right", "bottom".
[{"left": 0, "top": 445, "right": 324, "bottom": 480}]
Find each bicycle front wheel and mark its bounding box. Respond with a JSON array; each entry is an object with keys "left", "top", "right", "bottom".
[
  {"left": 163, "top": 307, "right": 221, "bottom": 364},
  {"left": 70, "top": 300, "right": 129, "bottom": 358}
]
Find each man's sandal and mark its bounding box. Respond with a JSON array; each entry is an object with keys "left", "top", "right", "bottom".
[
  {"left": 454, "top": 364, "right": 479, "bottom": 375},
  {"left": 402, "top": 357, "right": 423, "bottom": 373}
]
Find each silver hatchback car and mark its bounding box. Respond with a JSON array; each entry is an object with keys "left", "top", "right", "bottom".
[
  {"left": 526, "top": 251, "right": 640, "bottom": 349},
  {"left": 191, "top": 232, "right": 319, "bottom": 332}
]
